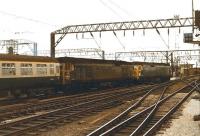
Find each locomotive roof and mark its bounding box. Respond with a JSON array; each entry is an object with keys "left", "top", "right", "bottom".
[
  {"left": 57, "top": 57, "right": 130, "bottom": 65},
  {"left": 0, "top": 54, "right": 58, "bottom": 62},
  {"left": 132, "top": 61, "right": 169, "bottom": 66},
  {"left": 57, "top": 57, "right": 169, "bottom": 66}
]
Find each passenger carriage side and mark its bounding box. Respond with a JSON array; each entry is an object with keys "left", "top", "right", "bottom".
[{"left": 0, "top": 54, "right": 60, "bottom": 96}]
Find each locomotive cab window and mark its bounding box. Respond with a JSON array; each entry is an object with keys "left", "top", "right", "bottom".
[
  {"left": 36, "top": 64, "right": 47, "bottom": 75},
  {"left": 2, "top": 63, "right": 16, "bottom": 76},
  {"left": 20, "top": 63, "right": 33, "bottom": 75}
]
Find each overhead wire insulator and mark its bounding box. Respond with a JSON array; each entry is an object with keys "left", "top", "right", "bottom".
[
  {"left": 133, "top": 31, "right": 134, "bottom": 36},
  {"left": 99, "top": 31, "right": 101, "bottom": 38},
  {"left": 82, "top": 33, "right": 84, "bottom": 39},
  {"left": 76, "top": 33, "right": 78, "bottom": 39},
  {"left": 90, "top": 32, "right": 94, "bottom": 37},
  {"left": 143, "top": 29, "right": 145, "bottom": 36},
  {"left": 113, "top": 31, "right": 116, "bottom": 36},
  {"left": 124, "top": 30, "right": 126, "bottom": 37},
  {"left": 168, "top": 28, "right": 170, "bottom": 35},
  {"left": 168, "top": 28, "right": 170, "bottom": 50}
]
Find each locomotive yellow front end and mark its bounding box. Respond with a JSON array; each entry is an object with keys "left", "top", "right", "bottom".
[{"left": 133, "top": 65, "right": 143, "bottom": 80}]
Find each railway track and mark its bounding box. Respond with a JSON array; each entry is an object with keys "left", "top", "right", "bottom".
[
  {"left": 0, "top": 79, "right": 190, "bottom": 136},
  {"left": 0, "top": 83, "right": 167, "bottom": 136},
  {"left": 1, "top": 75, "right": 195, "bottom": 113},
  {"left": 87, "top": 80, "right": 199, "bottom": 136},
  {"left": 0, "top": 85, "right": 134, "bottom": 107},
  {"left": 0, "top": 84, "right": 155, "bottom": 122}
]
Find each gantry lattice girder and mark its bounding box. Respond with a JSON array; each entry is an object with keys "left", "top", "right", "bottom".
[
  {"left": 177, "top": 55, "right": 200, "bottom": 61},
  {"left": 51, "top": 17, "right": 196, "bottom": 57},
  {"left": 54, "top": 17, "right": 193, "bottom": 34},
  {"left": 0, "top": 39, "right": 37, "bottom": 56},
  {"left": 115, "top": 49, "right": 200, "bottom": 64},
  {"left": 115, "top": 51, "right": 170, "bottom": 63},
  {"left": 38, "top": 48, "right": 105, "bottom": 59}
]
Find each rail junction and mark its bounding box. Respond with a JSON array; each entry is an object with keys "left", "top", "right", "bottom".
[{"left": 0, "top": 77, "right": 199, "bottom": 136}]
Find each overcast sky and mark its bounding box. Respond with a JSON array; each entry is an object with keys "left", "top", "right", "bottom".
[{"left": 0, "top": 0, "right": 199, "bottom": 53}]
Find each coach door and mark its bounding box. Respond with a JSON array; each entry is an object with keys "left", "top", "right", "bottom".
[{"left": 61, "top": 63, "right": 74, "bottom": 85}]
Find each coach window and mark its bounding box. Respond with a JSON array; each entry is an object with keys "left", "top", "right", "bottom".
[
  {"left": 50, "top": 64, "right": 54, "bottom": 75},
  {"left": 2, "top": 63, "right": 16, "bottom": 76},
  {"left": 21, "top": 63, "right": 32, "bottom": 75},
  {"left": 36, "top": 64, "right": 47, "bottom": 75},
  {"left": 56, "top": 65, "right": 60, "bottom": 74}
]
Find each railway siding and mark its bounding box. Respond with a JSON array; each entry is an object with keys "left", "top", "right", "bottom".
[
  {"left": 0, "top": 84, "right": 155, "bottom": 136},
  {"left": 87, "top": 80, "right": 198, "bottom": 136},
  {"left": 0, "top": 79, "right": 198, "bottom": 136}
]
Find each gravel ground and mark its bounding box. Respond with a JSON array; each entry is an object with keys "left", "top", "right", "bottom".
[
  {"left": 39, "top": 99, "right": 138, "bottom": 136},
  {"left": 38, "top": 81, "right": 197, "bottom": 136},
  {"left": 157, "top": 93, "right": 200, "bottom": 136},
  {"left": 167, "top": 82, "right": 186, "bottom": 93}
]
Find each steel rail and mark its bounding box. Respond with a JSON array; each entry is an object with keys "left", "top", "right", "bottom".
[
  {"left": 0, "top": 81, "right": 173, "bottom": 135},
  {"left": 3, "top": 100, "right": 120, "bottom": 136},
  {"left": 0, "top": 84, "right": 161, "bottom": 135},
  {"left": 1, "top": 81, "right": 172, "bottom": 120},
  {"left": 143, "top": 82, "right": 200, "bottom": 136},
  {"left": 130, "top": 86, "right": 168, "bottom": 136},
  {"left": 0, "top": 86, "right": 150, "bottom": 129},
  {"left": 0, "top": 85, "right": 153, "bottom": 121},
  {"left": 181, "top": 79, "right": 200, "bottom": 93},
  {"left": 0, "top": 84, "right": 153, "bottom": 111},
  {"left": 87, "top": 82, "right": 171, "bottom": 136},
  {"left": 100, "top": 81, "right": 194, "bottom": 136}
]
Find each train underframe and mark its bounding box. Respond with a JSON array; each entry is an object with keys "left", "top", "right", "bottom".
[
  {"left": 61, "top": 78, "right": 134, "bottom": 93},
  {"left": 0, "top": 76, "right": 170, "bottom": 98},
  {"left": 0, "top": 77, "right": 60, "bottom": 98}
]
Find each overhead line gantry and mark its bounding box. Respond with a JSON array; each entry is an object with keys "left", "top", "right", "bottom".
[{"left": 51, "top": 11, "right": 200, "bottom": 58}]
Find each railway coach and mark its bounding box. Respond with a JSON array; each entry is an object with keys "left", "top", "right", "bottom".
[{"left": 0, "top": 54, "right": 60, "bottom": 97}]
